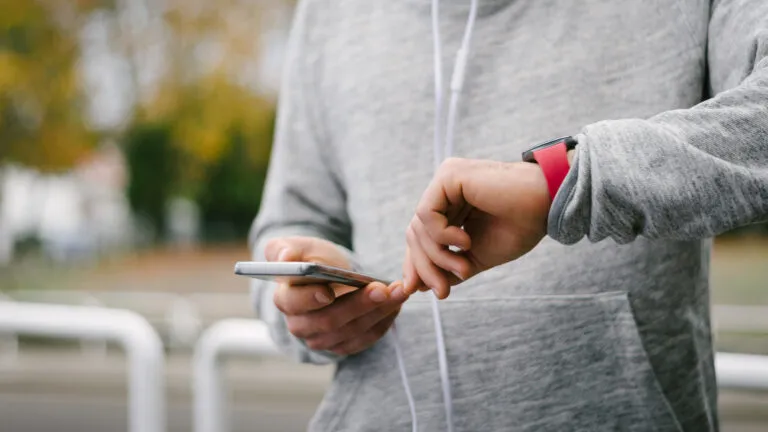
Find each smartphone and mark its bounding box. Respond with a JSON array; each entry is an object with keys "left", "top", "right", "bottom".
[{"left": 234, "top": 261, "right": 391, "bottom": 288}]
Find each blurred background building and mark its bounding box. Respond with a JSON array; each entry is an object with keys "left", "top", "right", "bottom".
[{"left": 0, "top": 1, "right": 766, "bottom": 431}]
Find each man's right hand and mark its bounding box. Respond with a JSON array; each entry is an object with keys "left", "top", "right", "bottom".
[{"left": 265, "top": 236, "right": 407, "bottom": 356}]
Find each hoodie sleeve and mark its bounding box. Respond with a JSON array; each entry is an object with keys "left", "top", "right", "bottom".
[
  {"left": 248, "top": 0, "right": 351, "bottom": 365},
  {"left": 548, "top": 0, "right": 768, "bottom": 244}
]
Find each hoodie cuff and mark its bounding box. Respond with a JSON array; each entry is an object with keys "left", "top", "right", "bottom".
[{"left": 546, "top": 133, "right": 592, "bottom": 244}]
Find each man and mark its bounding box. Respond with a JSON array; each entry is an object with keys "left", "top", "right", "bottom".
[{"left": 250, "top": 0, "right": 768, "bottom": 430}]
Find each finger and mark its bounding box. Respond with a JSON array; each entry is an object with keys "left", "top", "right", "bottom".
[
  {"left": 411, "top": 216, "right": 472, "bottom": 281},
  {"left": 264, "top": 237, "right": 307, "bottom": 262},
  {"left": 415, "top": 162, "right": 472, "bottom": 249},
  {"left": 305, "top": 303, "right": 402, "bottom": 351},
  {"left": 265, "top": 237, "right": 349, "bottom": 268},
  {"left": 274, "top": 282, "right": 335, "bottom": 315},
  {"left": 328, "top": 312, "right": 399, "bottom": 356},
  {"left": 415, "top": 204, "right": 472, "bottom": 250},
  {"left": 285, "top": 282, "right": 397, "bottom": 339},
  {"left": 402, "top": 247, "right": 427, "bottom": 294},
  {"left": 406, "top": 225, "right": 451, "bottom": 299},
  {"left": 403, "top": 247, "right": 448, "bottom": 294}
]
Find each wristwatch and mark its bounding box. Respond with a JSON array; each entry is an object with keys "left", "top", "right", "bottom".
[{"left": 522, "top": 136, "right": 578, "bottom": 200}]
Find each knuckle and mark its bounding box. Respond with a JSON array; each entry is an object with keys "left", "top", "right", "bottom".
[
  {"left": 330, "top": 344, "right": 349, "bottom": 356},
  {"left": 344, "top": 346, "right": 362, "bottom": 356},
  {"left": 303, "top": 337, "right": 320, "bottom": 350},
  {"left": 263, "top": 238, "right": 283, "bottom": 261},
  {"left": 272, "top": 290, "right": 289, "bottom": 314},
  {"left": 453, "top": 259, "right": 471, "bottom": 279},
  {"left": 343, "top": 319, "right": 367, "bottom": 337},
  {"left": 313, "top": 315, "right": 337, "bottom": 334},
  {"left": 441, "top": 157, "right": 461, "bottom": 174},
  {"left": 441, "top": 158, "right": 465, "bottom": 186},
  {"left": 415, "top": 205, "right": 430, "bottom": 225},
  {"left": 405, "top": 223, "right": 418, "bottom": 244},
  {"left": 285, "top": 318, "right": 308, "bottom": 339},
  {"left": 415, "top": 265, "right": 434, "bottom": 283},
  {"left": 425, "top": 272, "right": 448, "bottom": 293},
  {"left": 305, "top": 337, "right": 329, "bottom": 351},
  {"left": 274, "top": 296, "right": 298, "bottom": 316}
]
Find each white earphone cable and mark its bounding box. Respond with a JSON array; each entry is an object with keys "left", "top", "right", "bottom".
[
  {"left": 392, "top": 0, "right": 479, "bottom": 430},
  {"left": 391, "top": 324, "right": 419, "bottom": 432},
  {"left": 430, "top": 2, "right": 479, "bottom": 431},
  {"left": 444, "top": 0, "right": 478, "bottom": 159},
  {"left": 432, "top": 0, "right": 445, "bottom": 165}
]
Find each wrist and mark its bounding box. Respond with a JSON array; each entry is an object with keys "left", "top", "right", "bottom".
[
  {"left": 567, "top": 149, "right": 576, "bottom": 165},
  {"left": 522, "top": 136, "right": 576, "bottom": 201}
]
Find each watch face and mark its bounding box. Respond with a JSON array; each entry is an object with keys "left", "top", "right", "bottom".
[{"left": 521, "top": 136, "right": 576, "bottom": 163}]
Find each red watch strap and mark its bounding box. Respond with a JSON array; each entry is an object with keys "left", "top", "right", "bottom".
[{"left": 532, "top": 141, "right": 571, "bottom": 200}]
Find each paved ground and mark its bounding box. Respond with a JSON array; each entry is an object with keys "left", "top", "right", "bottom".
[
  {"left": 0, "top": 349, "right": 330, "bottom": 432},
  {"left": 2, "top": 392, "right": 768, "bottom": 432}
]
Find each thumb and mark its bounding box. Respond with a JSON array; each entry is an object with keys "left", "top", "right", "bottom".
[{"left": 264, "top": 238, "right": 307, "bottom": 262}]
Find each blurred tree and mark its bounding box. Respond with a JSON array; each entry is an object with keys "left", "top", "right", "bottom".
[
  {"left": 0, "top": 1, "right": 104, "bottom": 260},
  {"left": 145, "top": 73, "right": 275, "bottom": 201},
  {"left": 124, "top": 123, "right": 176, "bottom": 240},
  {"left": 0, "top": 0, "right": 101, "bottom": 171},
  {"left": 0, "top": 0, "right": 284, "bottom": 247},
  {"left": 121, "top": 0, "right": 279, "bottom": 241},
  {"left": 197, "top": 120, "right": 274, "bottom": 241}
]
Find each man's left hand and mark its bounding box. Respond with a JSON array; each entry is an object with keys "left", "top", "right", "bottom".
[{"left": 402, "top": 157, "right": 552, "bottom": 299}]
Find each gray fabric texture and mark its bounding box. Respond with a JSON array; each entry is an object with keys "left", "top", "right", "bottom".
[{"left": 249, "top": 0, "right": 768, "bottom": 430}]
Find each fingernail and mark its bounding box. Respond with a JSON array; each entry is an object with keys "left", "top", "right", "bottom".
[
  {"left": 369, "top": 287, "right": 388, "bottom": 303},
  {"left": 451, "top": 270, "right": 464, "bottom": 281},
  {"left": 431, "top": 287, "right": 441, "bottom": 298},
  {"left": 315, "top": 291, "right": 333, "bottom": 305}
]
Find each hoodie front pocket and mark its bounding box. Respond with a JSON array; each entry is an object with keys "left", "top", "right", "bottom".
[
  {"left": 317, "top": 291, "right": 684, "bottom": 432},
  {"left": 431, "top": 292, "right": 684, "bottom": 432}
]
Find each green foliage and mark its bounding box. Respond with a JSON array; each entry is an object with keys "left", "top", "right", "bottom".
[
  {"left": 124, "top": 124, "right": 177, "bottom": 240},
  {"left": 123, "top": 1, "right": 279, "bottom": 242},
  {"left": 197, "top": 121, "right": 274, "bottom": 242},
  {"left": 124, "top": 112, "right": 275, "bottom": 242}
]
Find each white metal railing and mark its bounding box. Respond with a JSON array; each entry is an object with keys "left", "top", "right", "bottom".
[
  {"left": 0, "top": 302, "right": 166, "bottom": 432},
  {"left": 6, "top": 291, "right": 768, "bottom": 350},
  {"left": 0, "top": 292, "right": 19, "bottom": 366},
  {"left": 715, "top": 352, "right": 768, "bottom": 390},
  {"left": 192, "top": 319, "right": 280, "bottom": 432},
  {"left": 4, "top": 290, "right": 250, "bottom": 348}
]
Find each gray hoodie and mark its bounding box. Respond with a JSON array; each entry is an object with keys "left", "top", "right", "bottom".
[{"left": 249, "top": 0, "right": 768, "bottom": 431}]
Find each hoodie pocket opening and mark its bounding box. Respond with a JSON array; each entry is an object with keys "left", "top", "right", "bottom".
[
  {"left": 599, "top": 293, "right": 684, "bottom": 432},
  {"left": 309, "top": 359, "right": 364, "bottom": 431}
]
